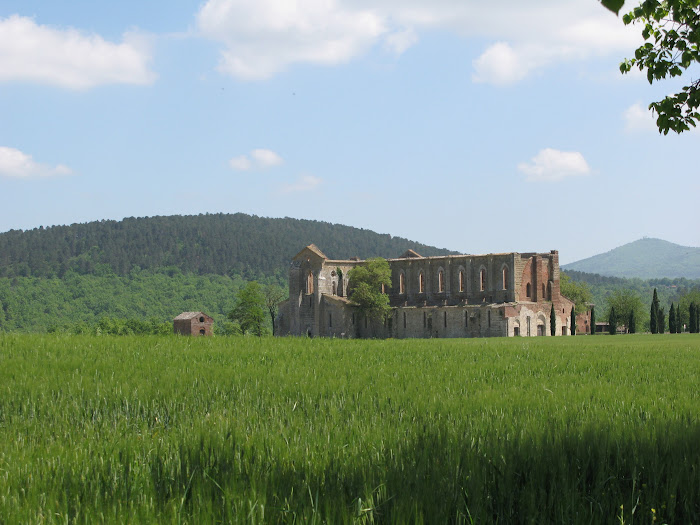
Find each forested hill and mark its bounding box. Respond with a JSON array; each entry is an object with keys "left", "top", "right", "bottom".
[
  {"left": 562, "top": 238, "right": 700, "bottom": 279},
  {"left": 0, "top": 213, "right": 456, "bottom": 279}
]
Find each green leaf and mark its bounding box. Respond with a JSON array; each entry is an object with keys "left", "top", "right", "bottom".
[{"left": 601, "top": 0, "right": 626, "bottom": 15}]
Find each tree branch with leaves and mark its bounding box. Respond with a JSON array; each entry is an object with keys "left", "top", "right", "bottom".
[{"left": 602, "top": 0, "right": 700, "bottom": 134}]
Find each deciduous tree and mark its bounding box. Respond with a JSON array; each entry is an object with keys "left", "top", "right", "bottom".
[
  {"left": 560, "top": 273, "right": 593, "bottom": 314},
  {"left": 606, "top": 288, "right": 645, "bottom": 333},
  {"left": 264, "top": 284, "right": 287, "bottom": 336},
  {"left": 347, "top": 257, "right": 392, "bottom": 325},
  {"left": 228, "top": 281, "right": 267, "bottom": 336}
]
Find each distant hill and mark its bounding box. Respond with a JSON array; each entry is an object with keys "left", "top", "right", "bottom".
[
  {"left": 562, "top": 238, "right": 700, "bottom": 279},
  {"left": 0, "top": 213, "right": 456, "bottom": 279}
]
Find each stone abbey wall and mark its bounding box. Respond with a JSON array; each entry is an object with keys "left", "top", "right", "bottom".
[{"left": 277, "top": 244, "right": 586, "bottom": 339}]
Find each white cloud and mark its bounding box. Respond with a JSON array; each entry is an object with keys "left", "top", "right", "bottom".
[
  {"left": 251, "top": 148, "right": 284, "bottom": 168},
  {"left": 197, "top": 0, "right": 388, "bottom": 80},
  {"left": 281, "top": 174, "right": 322, "bottom": 192},
  {"left": 0, "top": 147, "right": 73, "bottom": 178},
  {"left": 518, "top": 148, "right": 591, "bottom": 182},
  {"left": 0, "top": 15, "right": 155, "bottom": 89},
  {"left": 472, "top": 42, "right": 528, "bottom": 86},
  {"left": 230, "top": 148, "right": 283, "bottom": 170},
  {"left": 196, "top": 0, "right": 642, "bottom": 82},
  {"left": 229, "top": 155, "right": 252, "bottom": 170},
  {"left": 623, "top": 103, "right": 657, "bottom": 132},
  {"left": 384, "top": 28, "right": 418, "bottom": 54}
]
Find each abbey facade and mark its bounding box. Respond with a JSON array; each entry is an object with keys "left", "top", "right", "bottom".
[{"left": 276, "top": 244, "right": 591, "bottom": 338}]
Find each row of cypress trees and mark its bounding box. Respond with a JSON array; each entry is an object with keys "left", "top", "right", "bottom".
[
  {"left": 547, "top": 291, "right": 698, "bottom": 336},
  {"left": 650, "top": 288, "right": 700, "bottom": 333}
]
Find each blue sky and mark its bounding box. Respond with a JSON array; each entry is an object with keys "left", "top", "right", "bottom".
[{"left": 1, "top": 0, "right": 698, "bottom": 264}]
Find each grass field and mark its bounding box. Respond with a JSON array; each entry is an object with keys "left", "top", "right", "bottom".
[{"left": 0, "top": 334, "right": 698, "bottom": 524}]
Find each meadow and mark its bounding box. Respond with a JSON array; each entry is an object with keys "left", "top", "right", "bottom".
[{"left": 0, "top": 334, "right": 698, "bottom": 524}]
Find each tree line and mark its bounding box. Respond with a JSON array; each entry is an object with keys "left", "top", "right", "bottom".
[
  {"left": 0, "top": 213, "right": 454, "bottom": 279},
  {"left": 0, "top": 268, "right": 282, "bottom": 333},
  {"left": 603, "top": 287, "right": 700, "bottom": 334}
]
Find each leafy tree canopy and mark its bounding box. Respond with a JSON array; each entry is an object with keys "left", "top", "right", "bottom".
[
  {"left": 607, "top": 0, "right": 700, "bottom": 134},
  {"left": 228, "top": 281, "right": 267, "bottom": 336},
  {"left": 560, "top": 273, "right": 593, "bottom": 313},
  {"left": 264, "top": 284, "right": 287, "bottom": 336},
  {"left": 347, "top": 258, "right": 392, "bottom": 323},
  {"left": 606, "top": 288, "right": 647, "bottom": 331}
]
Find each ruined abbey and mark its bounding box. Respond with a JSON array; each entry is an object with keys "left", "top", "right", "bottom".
[{"left": 276, "top": 245, "right": 591, "bottom": 338}]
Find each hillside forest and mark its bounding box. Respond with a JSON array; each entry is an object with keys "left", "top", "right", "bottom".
[{"left": 0, "top": 214, "right": 698, "bottom": 334}]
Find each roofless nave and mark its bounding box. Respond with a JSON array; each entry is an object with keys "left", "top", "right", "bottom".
[{"left": 276, "top": 245, "right": 591, "bottom": 338}]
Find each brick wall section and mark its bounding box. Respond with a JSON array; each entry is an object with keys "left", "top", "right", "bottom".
[{"left": 173, "top": 313, "right": 213, "bottom": 336}]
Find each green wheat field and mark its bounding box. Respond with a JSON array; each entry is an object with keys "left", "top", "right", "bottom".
[{"left": 0, "top": 334, "right": 698, "bottom": 524}]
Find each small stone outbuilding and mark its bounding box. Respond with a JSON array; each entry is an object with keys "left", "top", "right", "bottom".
[{"left": 173, "top": 312, "right": 214, "bottom": 336}]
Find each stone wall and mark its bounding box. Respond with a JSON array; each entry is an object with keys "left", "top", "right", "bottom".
[
  {"left": 388, "top": 253, "right": 516, "bottom": 307},
  {"left": 277, "top": 245, "right": 583, "bottom": 339}
]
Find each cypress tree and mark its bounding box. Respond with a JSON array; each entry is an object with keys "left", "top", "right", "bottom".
[
  {"left": 571, "top": 306, "right": 576, "bottom": 336},
  {"left": 590, "top": 306, "right": 596, "bottom": 335},
  {"left": 609, "top": 306, "right": 617, "bottom": 335},
  {"left": 550, "top": 303, "right": 556, "bottom": 336},
  {"left": 650, "top": 288, "right": 659, "bottom": 334},
  {"left": 628, "top": 308, "right": 636, "bottom": 334},
  {"left": 692, "top": 302, "right": 697, "bottom": 333},
  {"left": 657, "top": 307, "right": 666, "bottom": 334},
  {"left": 669, "top": 303, "right": 676, "bottom": 334},
  {"left": 696, "top": 303, "right": 700, "bottom": 333},
  {"left": 675, "top": 304, "right": 681, "bottom": 333}
]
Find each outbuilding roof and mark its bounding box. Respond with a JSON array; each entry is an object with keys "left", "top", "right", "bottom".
[{"left": 173, "top": 311, "right": 212, "bottom": 321}]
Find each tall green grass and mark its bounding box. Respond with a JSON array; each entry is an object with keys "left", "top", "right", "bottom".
[{"left": 0, "top": 334, "right": 698, "bottom": 523}]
